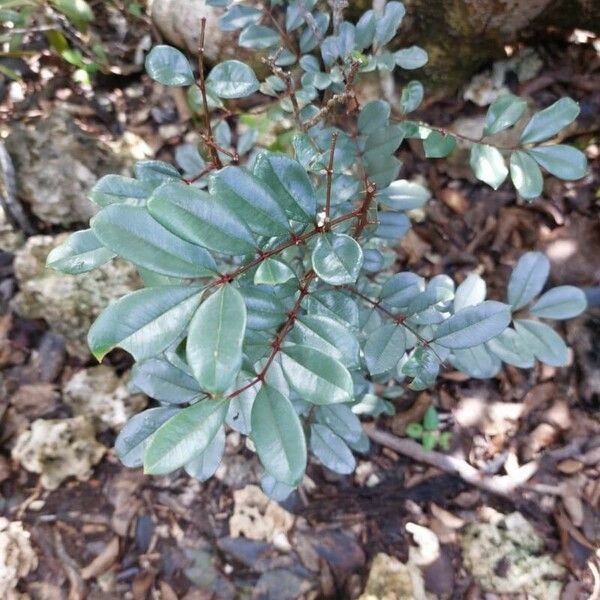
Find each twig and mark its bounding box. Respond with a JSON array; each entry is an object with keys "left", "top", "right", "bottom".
[
  {"left": 197, "top": 18, "right": 221, "bottom": 168},
  {"left": 262, "top": 56, "right": 302, "bottom": 127},
  {"left": 324, "top": 132, "right": 337, "bottom": 225},
  {"left": 364, "top": 424, "right": 538, "bottom": 499},
  {"left": 298, "top": 0, "right": 323, "bottom": 43}
]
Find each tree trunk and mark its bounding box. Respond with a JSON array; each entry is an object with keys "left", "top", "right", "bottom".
[{"left": 351, "top": 0, "right": 600, "bottom": 89}]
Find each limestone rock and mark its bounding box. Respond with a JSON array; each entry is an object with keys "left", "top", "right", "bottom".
[
  {"left": 12, "top": 234, "right": 140, "bottom": 359},
  {"left": 229, "top": 485, "right": 294, "bottom": 547},
  {"left": 12, "top": 416, "right": 106, "bottom": 490},
  {"left": 358, "top": 553, "right": 428, "bottom": 600},
  {"left": 0, "top": 518, "right": 37, "bottom": 600},
  {"left": 461, "top": 510, "right": 566, "bottom": 599},
  {"left": 4, "top": 110, "right": 132, "bottom": 227},
  {"left": 0, "top": 206, "right": 23, "bottom": 253},
  {"left": 63, "top": 366, "right": 147, "bottom": 433}
]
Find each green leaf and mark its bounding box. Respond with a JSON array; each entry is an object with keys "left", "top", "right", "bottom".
[
  {"left": 483, "top": 94, "right": 527, "bottom": 136},
  {"left": 310, "top": 423, "right": 355, "bottom": 474},
  {"left": 450, "top": 344, "right": 502, "bottom": 379},
  {"left": 253, "top": 152, "right": 317, "bottom": 222},
  {"left": 393, "top": 45, "right": 428, "bottom": 69},
  {"left": 251, "top": 385, "right": 307, "bottom": 486},
  {"left": 507, "top": 251, "right": 550, "bottom": 310},
  {"left": 421, "top": 431, "right": 436, "bottom": 450},
  {"left": 530, "top": 286, "right": 587, "bottom": 319},
  {"left": 147, "top": 182, "right": 257, "bottom": 255},
  {"left": 377, "top": 179, "right": 431, "bottom": 210},
  {"left": 88, "top": 175, "right": 152, "bottom": 207},
  {"left": 381, "top": 272, "right": 424, "bottom": 310},
  {"left": 355, "top": 9, "right": 376, "bottom": 50},
  {"left": 527, "top": 145, "right": 587, "bottom": 181},
  {"left": 134, "top": 160, "right": 181, "bottom": 185},
  {"left": 406, "top": 422, "right": 423, "bottom": 439},
  {"left": 374, "top": 1, "right": 405, "bottom": 46},
  {"left": 91, "top": 205, "right": 217, "bottom": 278},
  {"left": 514, "top": 319, "right": 569, "bottom": 367},
  {"left": 254, "top": 259, "right": 296, "bottom": 286},
  {"left": 46, "top": 229, "right": 115, "bottom": 274},
  {"left": 239, "top": 24, "right": 280, "bottom": 49},
  {"left": 307, "top": 289, "right": 360, "bottom": 328},
  {"left": 289, "top": 314, "right": 360, "bottom": 368},
  {"left": 402, "top": 346, "right": 440, "bottom": 390},
  {"left": 261, "top": 474, "right": 294, "bottom": 501},
  {"left": 115, "top": 407, "right": 179, "bottom": 468},
  {"left": 509, "top": 150, "right": 543, "bottom": 199},
  {"left": 423, "top": 130, "right": 456, "bottom": 158},
  {"left": 131, "top": 358, "right": 201, "bottom": 404},
  {"left": 454, "top": 273, "right": 486, "bottom": 312},
  {"left": 486, "top": 328, "right": 535, "bottom": 368},
  {"left": 433, "top": 301, "right": 511, "bottom": 349},
  {"left": 312, "top": 233, "right": 363, "bottom": 285},
  {"left": 143, "top": 399, "right": 228, "bottom": 475},
  {"left": 358, "top": 100, "right": 390, "bottom": 135},
  {"left": 145, "top": 45, "right": 195, "bottom": 86},
  {"left": 365, "top": 154, "right": 402, "bottom": 188},
  {"left": 88, "top": 285, "right": 202, "bottom": 361},
  {"left": 184, "top": 426, "right": 225, "bottom": 481},
  {"left": 242, "top": 287, "right": 287, "bottom": 330},
  {"left": 423, "top": 406, "right": 439, "bottom": 431},
  {"left": 400, "top": 80, "right": 424, "bottom": 114},
  {"left": 364, "top": 323, "right": 407, "bottom": 375},
  {"left": 51, "top": 0, "right": 93, "bottom": 31},
  {"left": 227, "top": 380, "right": 255, "bottom": 435},
  {"left": 520, "top": 97, "right": 580, "bottom": 144},
  {"left": 206, "top": 60, "right": 259, "bottom": 98},
  {"left": 280, "top": 345, "right": 353, "bottom": 405},
  {"left": 315, "top": 404, "right": 362, "bottom": 444},
  {"left": 469, "top": 144, "right": 508, "bottom": 189},
  {"left": 186, "top": 285, "right": 246, "bottom": 394},
  {"left": 364, "top": 124, "right": 404, "bottom": 161},
  {"left": 209, "top": 166, "right": 289, "bottom": 236},
  {"left": 218, "top": 4, "right": 261, "bottom": 31}
]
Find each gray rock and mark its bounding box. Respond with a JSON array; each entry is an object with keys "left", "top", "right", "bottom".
[
  {"left": 12, "top": 234, "right": 140, "bottom": 359},
  {"left": 149, "top": 0, "right": 258, "bottom": 66},
  {"left": 4, "top": 110, "right": 131, "bottom": 227}
]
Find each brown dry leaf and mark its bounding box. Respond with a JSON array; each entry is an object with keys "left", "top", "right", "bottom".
[
  {"left": 132, "top": 569, "right": 156, "bottom": 600},
  {"left": 557, "top": 459, "right": 584, "bottom": 474},
  {"left": 522, "top": 423, "right": 558, "bottom": 461},
  {"left": 159, "top": 581, "right": 179, "bottom": 600},
  {"left": 391, "top": 393, "right": 431, "bottom": 435},
  {"left": 80, "top": 536, "right": 120, "bottom": 580},
  {"left": 440, "top": 187, "right": 469, "bottom": 214},
  {"left": 430, "top": 503, "right": 465, "bottom": 529}
]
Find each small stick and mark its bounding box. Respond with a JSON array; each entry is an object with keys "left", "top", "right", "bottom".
[
  {"left": 364, "top": 424, "right": 538, "bottom": 499},
  {"left": 197, "top": 18, "right": 222, "bottom": 168}
]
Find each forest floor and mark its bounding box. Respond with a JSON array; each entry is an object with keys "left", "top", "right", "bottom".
[{"left": 0, "top": 5, "right": 599, "bottom": 600}]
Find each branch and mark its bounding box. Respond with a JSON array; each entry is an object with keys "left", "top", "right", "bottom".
[
  {"left": 324, "top": 132, "right": 337, "bottom": 225},
  {"left": 364, "top": 424, "right": 538, "bottom": 499},
  {"left": 228, "top": 271, "right": 316, "bottom": 399},
  {"left": 262, "top": 55, "right": 302, "bottom": 126}
]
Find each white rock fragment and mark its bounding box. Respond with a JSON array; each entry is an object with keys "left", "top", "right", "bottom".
[
  {"left": 12, "top": 416, "right": 106, "bottom": 490},
  {"left": 63, "top": 366, "right": 147, "bottom": 432},
  {"left": 0, "top": 518, "right": 37, "bottom": 600}
]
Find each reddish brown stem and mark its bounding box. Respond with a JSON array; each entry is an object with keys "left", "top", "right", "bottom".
[
  {"left": 197, "top": 18, "right": 222, "bottom": 168},
  {"left": 228, "top": 271, "right": 316, "bottom": 399},
  {"left": 324, "top": 132, "right": 337, "bottom": 227},
  {"left": 183, "top": 162, "right": 217, "bottom": 185}
]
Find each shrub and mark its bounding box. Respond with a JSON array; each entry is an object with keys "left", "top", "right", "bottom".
[{"left": 47, "top": 0, "right": 588, "bottom": 498}]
